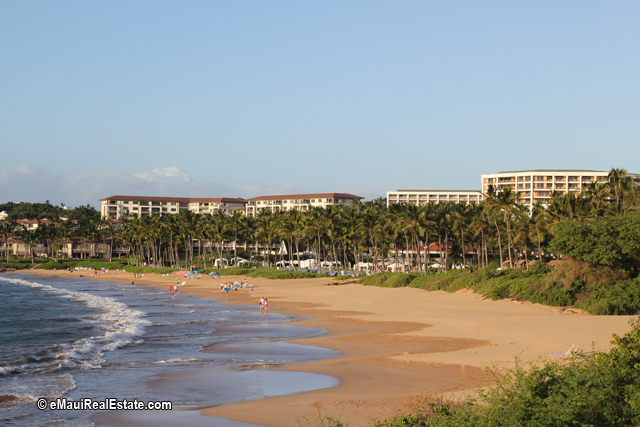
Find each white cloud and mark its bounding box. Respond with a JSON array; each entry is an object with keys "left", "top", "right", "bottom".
[
  {"left": 0, "top": 163, "right": 377, "bottom": 209},
  {"left": 133, "top": 166, "right": 191, "bottom": 184},
  {"left": 14, "top": 163, "right": 34, "bottom": 175},
  {"left": 0, "top": 164, "right": 216, "bottom": 208}
]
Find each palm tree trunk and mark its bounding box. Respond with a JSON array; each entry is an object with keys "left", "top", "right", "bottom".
[{"left": 494, "top": 218, "right": 503, "bottom": 268}]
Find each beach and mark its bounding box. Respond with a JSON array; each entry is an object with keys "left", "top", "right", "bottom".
[{"left": 24, "top": 269, "right": 634, "bottom": 426}]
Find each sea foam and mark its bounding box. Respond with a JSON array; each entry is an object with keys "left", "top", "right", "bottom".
[{"left": 0, "top": 277, "right": 151, "bottom": 374}]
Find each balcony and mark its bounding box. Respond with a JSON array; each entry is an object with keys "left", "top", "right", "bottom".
[{"left": 534, "top": 191, "right": 551, "bottom": 197}]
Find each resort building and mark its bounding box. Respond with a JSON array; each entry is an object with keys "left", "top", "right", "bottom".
[
  {"left": 99, "top": 196, "right": 247, "bottom": 219},
  {"left": 481, "top": 170, "right": 611, "bottom": 209},
  {"left": 386, "top": 190, "right": 484, "bottom": 207},
  {"left": 244, "top": 193, "right": 363, "bottom": 217},
  {"left": 15, "top": 218, "right": 53, "bottom": 231}
]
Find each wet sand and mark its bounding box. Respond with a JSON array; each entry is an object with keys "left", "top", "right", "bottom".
[{"left": 27, "top": 269, "right": 634, "bottom": 426}]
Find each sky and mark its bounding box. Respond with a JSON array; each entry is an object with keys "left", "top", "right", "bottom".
[{"left": 1, "top": 1, "right": 639, "bottom": 208}]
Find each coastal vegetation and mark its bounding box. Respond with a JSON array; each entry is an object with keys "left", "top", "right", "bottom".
[{"left": 0, "top": 201, "right": 100, "bottom": 222}]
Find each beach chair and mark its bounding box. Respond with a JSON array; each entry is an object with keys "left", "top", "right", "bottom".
[{"left": 548, "top": 344, "right": 579, "bottom": 358}]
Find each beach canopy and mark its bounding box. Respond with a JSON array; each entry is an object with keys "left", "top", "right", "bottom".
[{"left": 209, "top": 271, "right": 221, "bottom": 278}]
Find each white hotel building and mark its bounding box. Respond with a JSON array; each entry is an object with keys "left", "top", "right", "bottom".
[
  {"left": 481, "top": 170, "right": 611, "bottom": 209},
  {"left": 99, "top": 196, "right": 247, "bottom": 219},
  {"left": 244, "top": 193, "right": 363, "bottom": 217},
  {"left": 386, "top": 190, "right": 484, "bottom": 207},
  {"left": 99, "top": 193, "right": 364, "bottom": 219}
]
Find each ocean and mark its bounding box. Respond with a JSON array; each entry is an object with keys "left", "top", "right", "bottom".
[{"left": 0, "top": 273, "right": 340, "bottom": 426}]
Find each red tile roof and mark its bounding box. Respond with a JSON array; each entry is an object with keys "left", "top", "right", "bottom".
[
  {"left": 99, "top": 195, "right": 246, "bottom": 203},
  {"left": 247, "top": 193, "right": 363, "bottom": 202},
  {"left": 16, "top": 219, "right": 39, "bottom": 225}
]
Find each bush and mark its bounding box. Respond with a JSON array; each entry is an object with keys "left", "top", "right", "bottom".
[
  {"left": 0, "top": 261, "right": 32, "bottom": 270},
  {"left": 34, "top": 259, "right": 130, "bottom": 271},
  {"left": 246, "top": 269, "right": 331, "bottom": 280}
]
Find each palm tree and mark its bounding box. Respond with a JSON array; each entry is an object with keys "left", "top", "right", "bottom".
[
  {"left": 469, "top": 208, "right": 490, "bottom": 267},
  {"left": 451, "top": 202, "right": 475, "bottom": 268},
  {"left": 530, "top": 203, "right": 551, "bottom": 263},
  {"left": 513, "top": 204, "right": 533, "bottom": 268},
  {"left": 57, "top": 222, "right": 73, "bottom": 260},
  {"left": 438, "top": 202, "right": 462, "bottom": 270},
  {"left": 177, "top": 210, "right": 200, "bottom": 268},
  {"left": 306, "top": 207, "right": 328, "bottom": 269},
  {"left": 582, "top": 181, "right": 611, "bottom": 218},
  {"left": 207, "top": 212, "right": 229, "bottom": 268},
  {"left": 255, "top": 209, "right": 276, "bottom": 268},
  {"left": 359, "top": 204, "right": 386, "bottom": 272},
  {"left": 225, "top": 211, "right": 247, "bottom": 267},
  {"left": 488, "top": 186, "right": 519, "bottom": 268},
  {"left": 342, "top": 204, "right": 363, "bottom": 272},
  {"left": 20, "top": 227, "right": 40, "bottom": 263},
  {"left": 483, "top": 185, "right": 504, "bottom": 268},
  {"left": 1, "top": 221, "right": 16, "bottom": 262},
  {"left": 607, "top": 168, "right": 632, "bottom": 215}
]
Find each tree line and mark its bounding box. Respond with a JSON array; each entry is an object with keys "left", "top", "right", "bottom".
[{"left": 1, "top": 168, "right": 638, "bottom": 271}]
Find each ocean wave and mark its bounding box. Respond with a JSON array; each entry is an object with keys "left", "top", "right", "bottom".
[
  {"left": 0, "top": 393, "right": 37, "bottom": 403},
  {"left": 152, "top": 318, "right": 219, "bottom": 327},
  {"left": 0, "top": 277, "right": 151, "bottom": 375},
  {"left": 0, "top": 373, "right": 76, "bottom": 402},
  {"left": 153, "top": 358, "right": 202, "bottom": 364}
]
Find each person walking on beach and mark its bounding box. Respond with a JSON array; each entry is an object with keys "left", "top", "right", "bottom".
[
  {"left": 131, "top": 280, "right": 134, "bottom": 289},
  {"left": 259, "top": 297, "right": 264, "bottom": 311},
  {"left": 263, "top": 298, "right": 268, "bottom": 311},
  {"left": 168, "top": 285, "right": 173, "bottom": 295}
]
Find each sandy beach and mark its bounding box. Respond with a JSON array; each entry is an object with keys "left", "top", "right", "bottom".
[{"left": 26, "top": 269, "right": 634, "bottom": 426}]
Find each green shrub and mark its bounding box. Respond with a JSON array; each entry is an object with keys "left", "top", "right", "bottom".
[
  {"left": 0, "top": 261, "right": 32, "bottom": 270},
  {"left": 34, "top": 259, "right": 130, "bottom": 271},
  {"left": 247, "top": 269, "right": 331, "bottom": 280}
]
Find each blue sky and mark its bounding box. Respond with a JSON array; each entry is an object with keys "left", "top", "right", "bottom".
[{"left": 1, "top": 1, "right": 639, "bottom": 208}]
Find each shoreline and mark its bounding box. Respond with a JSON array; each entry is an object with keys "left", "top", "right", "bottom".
[{"left": 17, "top": 269, "right": 634, "bottom": 426}]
